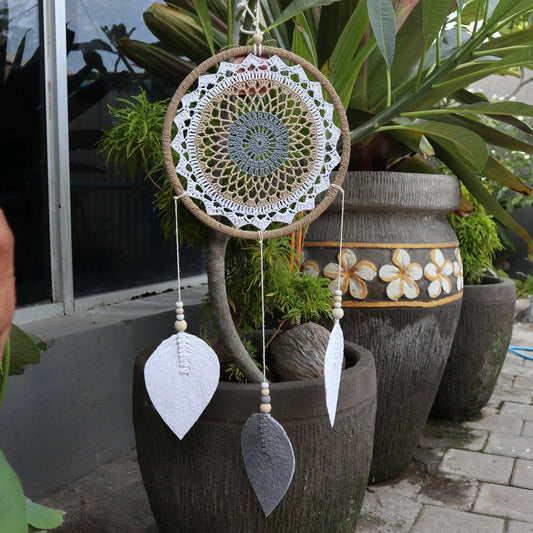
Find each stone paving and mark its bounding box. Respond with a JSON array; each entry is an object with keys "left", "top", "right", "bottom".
[
  {"left": 38, "top": 321, "right": 533, "bottom": 532},
  {"left": 356, "top": 321, "right": 533, "bottom": 532}
]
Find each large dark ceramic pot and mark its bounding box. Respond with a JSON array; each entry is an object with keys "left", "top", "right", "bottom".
[
  {"left": 133, "top": 341, "right": 376, "bottom": 533},
  {"left": 431, "top": 276, "right": 516, "bottom": 420},
  {"left": 303, "top": 171, "right": 462, "bottom": 483}
]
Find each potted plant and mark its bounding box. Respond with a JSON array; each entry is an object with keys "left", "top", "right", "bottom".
[
  {"left": 113, "top": 0, "right": 533, "bottom": 483},
  {"left": 431, "top": 190, "right": 516, "bottom": 420}
]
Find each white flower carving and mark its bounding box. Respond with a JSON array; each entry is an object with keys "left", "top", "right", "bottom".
[
  {"left": 323, "top": 249, "right": 377, "bottom": 299},
  {"left": 452, "top": 248, "right": 464, "bottom": 291},
  {"left": 424, "top": 249, "right": 453, "bottom": 298},
  {"left": 379, "top": 249, "right": 422, "bottom": 301}
]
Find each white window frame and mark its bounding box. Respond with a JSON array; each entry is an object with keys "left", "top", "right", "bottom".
[{"left": 14, "top": 1, "right": 204, "bottom": 324}]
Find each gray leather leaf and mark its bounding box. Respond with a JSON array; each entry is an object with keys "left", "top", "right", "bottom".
[{"left": 241, "top": 413, "right": 295, "bottom": 516}]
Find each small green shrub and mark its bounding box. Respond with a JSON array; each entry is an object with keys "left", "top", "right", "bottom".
[{"left": 447, "top": 189, "right": 503, "bottom": 285}]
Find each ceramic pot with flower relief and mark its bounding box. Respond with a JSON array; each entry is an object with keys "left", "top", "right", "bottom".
[{"left": 303, "top": 171, "right": 463, "bottom": 483}]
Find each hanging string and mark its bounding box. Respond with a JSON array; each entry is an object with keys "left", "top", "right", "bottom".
[
  {"left": 238, "top": 0, "right": 263, "bottom": 54},
  {"left": 174, "top": 194, "right": 187, "bottom": 303},
  {"left": 259, "top": 230, "right": 267, "bottom": 382},
  {"left": 330, "top": 184, "right": 345, "bottom": 292}
]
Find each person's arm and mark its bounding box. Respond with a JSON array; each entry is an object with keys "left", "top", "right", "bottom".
[{"left": 0, "top": 209, "right": 15, "bottom": 361}]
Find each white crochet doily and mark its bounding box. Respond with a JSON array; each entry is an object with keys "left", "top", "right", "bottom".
[{"left": 171, "top": 53, "right": 342, "bottom": 231}]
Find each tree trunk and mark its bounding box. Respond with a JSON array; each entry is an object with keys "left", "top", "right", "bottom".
[{"left": 207, "top": 229, "right": 263, "bottom": 383}]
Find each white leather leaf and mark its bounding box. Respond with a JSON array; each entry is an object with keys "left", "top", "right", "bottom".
[
  {"left": 241, "top": 413, "right": 295, "bottom": 516},
  {"left": 324, "top": 320, "right": 344, "bottom": 427},
  {"left": 144, "top": 332, "right": 220, "bottom": 439}
]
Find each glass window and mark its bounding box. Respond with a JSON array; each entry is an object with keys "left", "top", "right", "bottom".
[
  {"left": 0, "top": 0, "right": 51, "bottom": 306},
  {"left": 65, "top": 0, "right": 204, "bottom": 297}
]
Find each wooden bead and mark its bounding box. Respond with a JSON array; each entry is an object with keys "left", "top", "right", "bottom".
[
  {"left": 253, "top": 32, "right": 263, "bottom": 44},
  {"left": 261, "top": 389, "right": 270, "bottom": 396},
  {"left": 175, "top": 307, "right": 184, "bottom": 314},
  {"left": 260, "top": 403, "right": 272, "bottom": 414},
  {"left": 175, "top": 320, "right": 187, "bottom": 332},
  {"left": 332, "top": 308, "right": 344, "bottom": 320}
]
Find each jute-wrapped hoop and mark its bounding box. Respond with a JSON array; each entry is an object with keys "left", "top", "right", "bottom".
[{"left": 162, "top": 45, "right": 351, "bottom": 240}]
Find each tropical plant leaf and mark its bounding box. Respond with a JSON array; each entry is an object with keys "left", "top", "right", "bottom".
[
  {"left": 260, "top": 0, "right": 292, "bottom": 50},
  {"left": 454, "top": 101, "right": 533, "bottom": 118},
  {"left": 0, "top": 450, "right": 26, "bottom": 533},
  {"left": 328, "top": 0, "right": 370, "bottom": 107},
  {"left": 423, "top": 113, "right": 533, "bottom": 153},
  {"left": 316, "top": 0, "right": 360, "bottom": 65},
  {"left": 488, "top": 0, "right": 533, "bottom": 26},
  {"left": 435, "top": 143, "right": 533, "bottom": 254},
  {"left": 118, "top": 39, "right": 195, "bottom": 84},
  {"left": 266, "top": 0, "right": 344, "bottom": 33},
  {"left": 193, "top": 0, "right": 216, "bottom": 55},
  {"left": 483, "top": 155, "right": 532, "bottom": 194},
  {"left": 422, "top": 0, "right": 451, "bottom": 51},
  {"left": 291, "top": 13, "right": 318, "bottom": 66},
  {"left": 382, "top": 121, "right": 488, "bottom": 171},
  {"left": 390, "top": 155, "right": 441, "bottom": 173},
  {"left": 478, "top": 28, "right": 533, "bottom": 55},
  {"left": 8, "top": 325, "right": 44, "bottom": 376},
  {"left": 453, "top": 88, "right": 533, "bottom": 134},
  {"left": 26, "top": 501, "right": 64, "bottom": 530},
  {"left": 143, "top": 3, "right": 215, "bottom": 64},
  {"left": 367, "top": 0, "right": 396, "bottom": 71}
]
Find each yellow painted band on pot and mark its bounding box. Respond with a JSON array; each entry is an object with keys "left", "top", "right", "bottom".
[{"left": 304, "top": 241, "right": 459, "bottom": 250}]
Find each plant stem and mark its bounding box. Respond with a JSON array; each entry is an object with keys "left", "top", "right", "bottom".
[
  {"left": 0, "top": 337, "right": 11, "bottom": 412},
  {"left": 457, "top": 11, "right": 462, "bottom": 47},
  {"left": 207, "top": 229, "right": 263, "bottom": 383},
  {"left": 386, "top": 68, "right": 392, "bottom": 107}
]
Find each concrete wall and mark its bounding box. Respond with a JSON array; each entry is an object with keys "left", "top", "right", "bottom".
[{"left": 0, "top": 285, "right": 206, "bottom": 499}]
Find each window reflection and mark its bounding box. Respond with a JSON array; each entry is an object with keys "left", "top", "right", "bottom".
[
  {"left": 66, "top": 0, "right": 204, "bottom": 297},
  {"left": 0, "top": 0, "right": 51, "bottom": 306}
]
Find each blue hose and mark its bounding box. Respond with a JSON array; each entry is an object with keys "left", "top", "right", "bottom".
[{"left": 508, "top": 345, "right": 533, "bottom": 361}]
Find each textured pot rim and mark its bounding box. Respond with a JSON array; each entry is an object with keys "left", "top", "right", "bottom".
[
  {"left": 462, "top": 276, "right": 516, "bottom": 304},
  {"left": 335, "top": 171, "right": 461, "bottom": 213}
]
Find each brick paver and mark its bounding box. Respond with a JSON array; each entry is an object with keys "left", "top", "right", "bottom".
[
  {"left": 463, "top": 413, "right": 523, "bottom": 435},
  {"left": 439, "top": 449, "right": 513, "bottom": 484},
  {"left": 412, "top": 506, "right": 504, "bottom": 533},
  {"left": 512, "top": 459, "right": 533, "bottom": 490},
  {"left": 474, "top": 483, "right": 533, "bottom": 521},
  {"left": 507, "top": 521, "right": 533, "bottom": 533},
  {"left": 485, "top": 434, "right": 533, "bottom": 460}
]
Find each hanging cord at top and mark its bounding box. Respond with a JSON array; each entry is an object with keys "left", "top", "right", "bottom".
[{"left": 237, "top": 0, "right": 263, "bottom": 54}]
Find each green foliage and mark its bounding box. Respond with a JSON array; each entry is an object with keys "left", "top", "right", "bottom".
[
  {"left": 223, "top": 237, "right": 333, "bottom": 335},
  {"left": 96, "top": 89, "right": 168, "bottom": 178},
  {"left": 0, "top": 334, "right": 63, "bottom": 532},
  {"left": 6, "top": 325, "right": 46, "bottom": 377},
  {"left": 114, "top": 0, "right": 533, "bottom": 252},
  {"left": 488, "top": 115, "right": 533, "bottom": 212},
  {"left": 497, "top": 269, "right": 533, "bottom": 297},
  {"left": 224, "top": 338, "right": 261, "bottom": 382},
  {"left": 96, "top": 89, "right": 207, "bottom": 246},
  {"left": 0, "top": 450, "right": 26, "bottom": 533},
  {"left": 447, "top": 189, "right": 503, "bottom": 284}
]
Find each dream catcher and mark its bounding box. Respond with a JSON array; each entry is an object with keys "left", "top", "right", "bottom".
[{"left": 144, "top": 6, "right": 350, "bottom": 516}]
